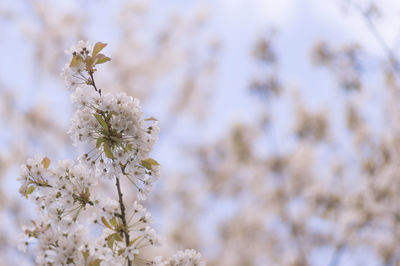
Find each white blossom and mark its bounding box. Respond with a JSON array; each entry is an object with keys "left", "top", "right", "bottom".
[
  {"left": 61, "top": 41, "right": 92, "bottom": 90},
  {"left": 167, "top": 249, "right": 206, "bottom": 266},
  {"left": 69, "top": 87, "right": 160, "bottom": 198}
]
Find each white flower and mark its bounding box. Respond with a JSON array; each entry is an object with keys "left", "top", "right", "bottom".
[
  {"left": 99, "top": 197, "right": 120, "bottom": 220},
  {"left": 61, "top": 63, "right": 85, "bottom": 90},
  {"left": 150, "top": 256, "right": 166, "bottom": 266},
  {"left": 61, "top": 41, "right": 92, "bottom": 90},
  {"left": 129, "top": 201, "right": 153, "bottom": 231},
  {"left": 168, "top": 249, "right": 206, "bottom": 266},
  {"left": 124, "top": 245, "right": 139, "bottom": 261},
  {"left": 18, "top": 155, "right": 51, "bottom": 196},
  {"left": 17, "top": 233, "right": 29, "bottom": 253},
  {"left": 18, "top": 156, "right": 98, "bottom": 223},
  {"left": 65, "top": 40, "right": 92, "bottom": 56},
  {"left": 70, "top": 86, "right": 100, "bottom": 108},
  {"left": 34, "top": 222, "right": 87, "bottom": 265}
]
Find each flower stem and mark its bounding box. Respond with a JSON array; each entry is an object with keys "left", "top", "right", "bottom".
[
  {"left": 89, "top": 71, "right": 101, "bottom": 96},
  {"left": 115, "top": 176, "right": 132, "bottom": 266}
]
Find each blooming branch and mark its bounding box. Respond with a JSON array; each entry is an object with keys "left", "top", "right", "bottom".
[{"left": 17, "top": 40, "right": 205, "bottom": 266}]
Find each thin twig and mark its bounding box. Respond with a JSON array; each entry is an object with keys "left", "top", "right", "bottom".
[
  {"left": 349, "top": 0, "right": 400, "bottom": 75},
  {"left": 89, "top": 71, "right": 101, "bottom": 95},
  {"left": 329, "top": 243, "right": 346, "bottom": 266},
  {"left": 292, "top": 224, "right": 308, "bottom": 266}
]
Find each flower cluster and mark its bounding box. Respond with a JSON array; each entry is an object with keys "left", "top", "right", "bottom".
[
  {"left": 18, "top": 156, "right": 98, "bottom": 222},
  {"left": 69, "top": 86, "right": 160, "bottom": 199},
  {"left": 17, "top": 41, "right": 205, "bottom": 266},
  {"left": 151, "top": 249, "right": 205, "bottom": 266},
  {"left": 61, "top": 40, "right": 110, "bottom": 93},
  {"left": 17, "top": 155, "right": 160, "bottom": 265}
]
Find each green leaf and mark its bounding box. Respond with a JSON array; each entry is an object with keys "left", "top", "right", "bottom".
[
  {"left": 103, "top": 142, "right": 115, "bottom": 159},
  {"left": 82, "top": 250, "right": 89, "bottom": 261},
  {"left": 96, "top": 138, "right": 104, "bottom": 149},
  {"left": 129, "top": 236, "right": 141, "bottom": 246},
  {"left": 124, "top": 143, "right": 133, "bottom": 152},
  {"left": 101, "top": 216, "right": 112, "bottom": 229},
  {"left": 107, "top": 234, "right": 115, "bottom": 249},
  {"left": 110, "top": 216, "right": 117, "bottom": 227},
  {"left": 95, "top": 54, "right": 111, "bottom": 65},
  {"left": 94, "top": 114, "right": 109, "bottom": 135},
  {"left": 109, "top": 136, "right": 121, "bottom": 142},
  {"left": 114, "top": 233, "right": 123, "bottom": 242},
  {"left": 25, "top": 185, "right": 36, "bottom": 199},
  {"left": 69, "top": 55, "right": 84, "bottom": 68},
  {"left": 92, "top": 42, "right": 108, "bottom": 57},
  {"left": 86, "top": 56, "right": 95, "bottom": 69},
  {"left": 140, "top": 158, "right": 160, "bottom": 170},
  {"left": 41, "top": 157, "right": 50, "bottom": 169}
]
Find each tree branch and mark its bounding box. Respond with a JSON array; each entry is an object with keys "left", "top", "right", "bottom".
[
  {"left": 349, "top": 0, "right": 400, "bottom": 75},
  {"left": 115, "top": 176, "right": 132, "bottom": 266}
]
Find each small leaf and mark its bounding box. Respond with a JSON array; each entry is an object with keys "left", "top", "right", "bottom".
[
  {"left": 107, "top": 234, "right": 115, "bottom": 249},
  {"left": 110, "top": 216, "right": 117, "bottom": 227},
  {"left": 96, "top": 138, "right": 104, "bottom": 149},
  {"left": 41, "top": 157, "right": 50, "bottom": 169},
  {"left": 86, "top": 56, "right": 95, "bottom": 68},
  {"left": 101, "top": 216, "right": 112, "bottom": 229},
  {"left": 129, "top": 236, "right": 141, "bottom": 246},
  {"left": 118, "top": 248, "right": 125, "bottom": 256},
  {"left": 144, "top": 116, "right": 158, "bottom": 121},
  {"left": 92, "top": 42, "right": 108, "bottom": 57},
  {"left": 103, "top": 142, "right": 115, "bottom": 159},
  {"left": 141, "top": 158, "right": 160, "bottom": 170},
  {"left": 94, "top": 114, "right": 109, "bottom": 135},
  {"left": 69, "top": 55, "right": 84, "bottom": 68},
  {"left": 89, "top": 259, "right": 102, "bottom": 266},
  {"left": 109, "top": 136, "right": 121, "bottom": 142},
  {"left": 124, "top": 143, "right": 133, "bottom": 152},
  {"left": 114, "top": 233, "right": 123, "bottom": 242},
  {"left": 95, "top": 54, "right": 111, "bottom": 65},
  {"left": 25, "top": 185, "right": 36, "bottom": 199},
  {"left": 82, "top": 250, "right": 89, "bottom": 261}
]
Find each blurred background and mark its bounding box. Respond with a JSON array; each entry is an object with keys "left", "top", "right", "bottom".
[{"left": 1, "top": 0, "right": 400, "bottom": 265}]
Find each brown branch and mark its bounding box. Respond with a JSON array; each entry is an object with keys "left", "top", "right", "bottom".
[{"left": 115, "top": 176, "right": 132, "bottom": 266}]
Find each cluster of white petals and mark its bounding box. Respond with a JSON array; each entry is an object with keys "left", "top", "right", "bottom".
[
  {"left": 168, "top": 249, "right": 206, "bottom": 266},
  {"left": 151, "top": 249, "right": 206, "bottom": 266},
  {"left": 18, "top": 156, "right": 98, "bottom": 222},
  {"left": 61, "top": 40, "right": 92, "bottom": 90},
  {"left": 69, "top": 86, "right": 160, "bottom": 199},
  {"left": 17, "top": 156, "right": 160, "bottom": 264}
]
